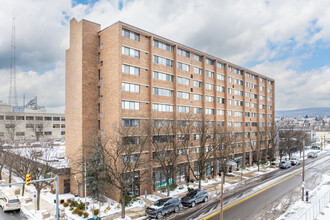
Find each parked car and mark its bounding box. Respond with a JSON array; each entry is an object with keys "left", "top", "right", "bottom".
[
  {"left": 311, "top": 146, "right": 321, "bottom": 151},
  {"left": 307, "top": 152, "right": 318, "bottom": 158},
  {"left": 0, "top": 190, "right": 21, "bottom": 212},
  {"left": 145, "top": 197, "right": 181, "bottom": 219},
  {"left": 290, "top": 158, "right": 301, "bottom": 166},
  {"left": 181, "top": 189, "right": 208, "bottom": 208},
  {"left": 279, "top": 160, "right": 291, "bottom": 169}
]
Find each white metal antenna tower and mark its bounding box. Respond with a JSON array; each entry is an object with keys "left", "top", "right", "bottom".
[{"left": 8, "top": 9, "right": 18, "bottom": 106}]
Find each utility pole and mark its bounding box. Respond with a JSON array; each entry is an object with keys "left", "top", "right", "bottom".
[
  {"left": 302, "top": 140, "right": 305, "bottom": 201},
  {"left": 220, "top": 172, "right": 224, "bottom": 220}
]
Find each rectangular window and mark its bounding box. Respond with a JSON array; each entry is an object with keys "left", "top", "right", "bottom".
[
  {"left": 205, "top": 83, "right": 214, "bottom": 90},
  {"left": 194, "top": 54, "right": 202, "bottom": 61},
  {"left": 122, "top": 28, "right": 140, "bottom": 41},
  {"left": 53, "top": 124, "right": 60, "bottom": 128},
  {"left": 122, "top": 46, "right": 140, "bottom": 58},
  {"left": 260, "top": 77, "right": 265, "bottom": 82},
  {"left": 153, "top": 71, "right": 173, "bottom": 82},
  {"left": 217, "top": 97, "right": 225, "bottom": 104},
  {"left": 217, "top": 85, "right": 225, "bottom": 92},
  {"left": 122, "top": 119, "right": 140, "bottom": 127},
  {"left": 153, "top": 40, "right": 173, "bottom": 52},
  {"left": 259, "top": 104, "right": 265, "bottom": 109},
  {"left": 217, "top": 109, "right": 225, "bottom": 115},
  {"left": 177, "top": 91, "right": 190, "bottom": 99},
  {"left": 206, "top": 58, "right": 214, "bottom": 65},
  {"left": 245, "top": 72, "right": 250, "bottom": 78},
  {"left": 177, "top": 76, "right": 190, "bottom": 85},
  {"left": 177, "top": 48, "right": 190, "bottom": 58},
  {"left": 228, "top": 77, "right": 232, "bottom": 83},
  {"left": 177, "top": 62, "right": 190, "bottom": 71},
  {"left": 235, "top": 122, "right": 243, "bottom": 127},
  {"left": 245, "top": 112, "right": 250, "bottom": 117},
  {"left": 122, "top": 64, "right": 140, "bottom": 76},
  {"left": 234, "top": 69, "right": 243, "bottom": 75},
  {"left": 153, "top": 87, "right": 173, "bottom": 97},
  {"left": 206, "top": 70, "right": 214, "bottom": 78},
  {"left": 268, "top": 88, "right": 272, "bottom": 93},
  {"left": 123, "top": 136, "right": 140, "bottom": 145},
  {"left": 235, "top": 79, "right": 243, "bottom": 85},
  {"left": 177, "top": 105, "right": 190, "bottom": 113},
  {"left": 234, "top": 90, "right": 243, "bottom": 96},
  {"left": 152, "top": 103, "right": 173, "bottom": 112},
  {"left": 193, "top": 80, "right": 202, "bottom": 88},
  {"left": 245, "top": 82, "right": 250, "bottom": 87},
  {"left": 234, "top": 100, "right": 243, "bottom": 106},
  {"left": 228, "top": 88, "right": 232, "bottom": 94},
  {"left": 122, "top": 82, "right": 140, "bottom": 93},
  {"left": 205, "top": 95, "right": 214, "bottom": 102},
  {"left": 16, "top": 132, "right": 25, "bottom": 136},
  {"left": 228, "top": 121, "right": 232, "bottom": 127},
  {"left": 228, "top": 66, "right": 232, "bottom": 72},
  {"left": 228, "top": 99, "right": 232, "bottom": 105},
  {"left": 26, "top": 124, "right": 34, "bottom": 128},
  {"left": 260, "top": 86, "right": 265, "bottom": 91},
  {"left": 194, "top": 67, "right": 202, "bottom": 74},
  {"left": 268, "top": 97, "right": 273, "bottom": 102},
  {"left": 98, "top": 86, "right": 101, "bottom": 97},
  {"left": 217, "top": 73, "right": 224, "bottom": 80},
  {"left": 153, "top": 55, "right": 173, "bottom": 67},
  {"left": 245, "top": 92, "right": 250, "bottom": 97},
  {"left": 260, "top": 95, "right": 265, "bottom": 100},
  {"left": 153, "top": 120, "right": 173, "bottom": 127},
  {"left": 26, "top": 116, "right": 34, "bottom": 121},
  {"left": 16, "top": 116, "right": 24, "bottom": 120},
  {"left": 44, "top": 131, "right": 52, "bottom": 136},
  {"left": 228, "top": 110, "right": 232, "bottom": 116},
  {"left": 234, "top": 111, "right": 243, "bottom": 117},
  {"left": 217, "top": 62, "right": 224, "bottom": 69},
  {"left": 45, "top": 117, "right": 52, "bottom": 121},
  {"left": 206, "top": 108, "right": 214, "bottom": 115},
  {"left": 194, "top": 94, "right": 203, "bottom": 101},
  {"left": 268, "top": 80, "right": 273, "bottom": 85},
  {"left": 246, "top": 102, "right": 250, "bottom": 107},
  {"left": 194, "top": 107, "right": 202, "bottom": 114},
  {"left": 122, "top": 100, "right": 140, "bottom": 110}
]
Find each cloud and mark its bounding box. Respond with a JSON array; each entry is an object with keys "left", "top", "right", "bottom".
[
  {"left": 1, "top": 0, "right": 330, "bottom": 112},
  {"left": 0, "top": 62, "right": 65, "bottom": 113},
  {"left": 253, "top": 60, "right": 330, "bottom": 110}
]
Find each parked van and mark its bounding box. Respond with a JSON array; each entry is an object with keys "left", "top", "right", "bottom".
[{"left": 0, "top": 190, "right": 21, "bottom": 212}]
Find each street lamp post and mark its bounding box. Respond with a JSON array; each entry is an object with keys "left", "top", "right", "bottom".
[{"left": 302, "top": 140, "right": 305, "bottom": 201}]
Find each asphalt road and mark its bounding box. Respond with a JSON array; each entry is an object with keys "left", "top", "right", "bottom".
[
  {"left": 206, "top": 151, "right": 330, "bottom": 220},
  {"left": 0, "top": 208, "right": 27, "bottom": 220}
]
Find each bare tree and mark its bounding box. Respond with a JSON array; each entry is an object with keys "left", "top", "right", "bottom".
[
  {"left": 246, "top": 127, "right": 262, "bottom": 171},
  {"left": 151, "top": 120, "right": 181, "bottom": 196},
  {"left": 0, "top": 139, "right": 4, "bottom": 181},
  {"left": 27, "top": 148, "right": 54, "bottom": 210},
  {"left": 86, "top": 121, "right": 151, "bottom": 219},
  {"left": 212, "top": 124, "right": 236, "bottom": 183},
  {"left": 184, "top": 116, "right": 214, "bottom": 189},
  {"left": 1, "top": 114, "right": 20, "bottom": 144},
  {"left": 27, "top": 119, "right": 49, "bottom": 142}
]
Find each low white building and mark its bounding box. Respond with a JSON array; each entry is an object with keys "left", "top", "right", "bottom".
[{"left": 0, "top": 101, "right": 65, "bottom": 143}]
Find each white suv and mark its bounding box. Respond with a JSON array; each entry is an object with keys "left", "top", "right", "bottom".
[{"left": 0, "top": 190, "right": 21, "bottom": 212}]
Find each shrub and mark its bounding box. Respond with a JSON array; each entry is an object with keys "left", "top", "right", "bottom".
[
  {"left": 77, "top": 201, "right": 85, "bottom": 210},
  {"left": 63, "top": 202, "right": 68, "bottom": 207},
  {"left": 77, "top": 209, "right": 83, "bottom": 216},
  {"left": 187, "top": 187, "right": 194, "bottom": 192},
  {"left": 93, "top": 209, "right": 100, "bottom": 216},
  {"left": 69, "top": 207, "right": 73, "bottom": 211},
  {"left": 160, "top": 188, "right": 166, "bottom": 193},
  {"left": 271, "top": 158, "right": 276, "bottom": 162},
  {"left": 70, "top": 200, "right": 78, "bottom": 208},
  {"left": 72, "top": 208, "right": 80, "bottom": 214},
  {"left": 82, "top": 212, "right": 89, "bottom": 218},
  {"left": 67, "top": 198, "right": 72, "bottom": 204},
  {"left": 50, "top": 190, "right": 56, "bottom": 194},
  {"left": 125, "top": 195, "right": 138, "bottom": 207},
  {"left": 169, "top": 184, "right": 177, "bottom": 191}
]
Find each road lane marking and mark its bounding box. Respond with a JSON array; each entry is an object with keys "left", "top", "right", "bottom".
[
  {"left": 201, "top": 154, "right": 330, "bottom": 220},
  {"left": 201, "top": 170, "right": 301, "bottom": 220}
]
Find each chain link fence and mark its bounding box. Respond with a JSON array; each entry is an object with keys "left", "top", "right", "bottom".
[{"left": 296, "top": 189, "right": 330, "bottom": 220}]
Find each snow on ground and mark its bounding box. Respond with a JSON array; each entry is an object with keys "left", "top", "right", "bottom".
[
  {"left": 276, "top": 173, "right": 330, "bottom": 220},
  {"left": 316, "top": 202, "right": 330, "bottom": 220}
]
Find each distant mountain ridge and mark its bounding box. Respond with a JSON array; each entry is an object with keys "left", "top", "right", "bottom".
[{"left": 276, "top": 107, "right": 330, "bottom": 118}]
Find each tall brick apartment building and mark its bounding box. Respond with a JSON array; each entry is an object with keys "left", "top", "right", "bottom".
[{"left": 66, "top": 18, "right": 275, "bottom": 200}]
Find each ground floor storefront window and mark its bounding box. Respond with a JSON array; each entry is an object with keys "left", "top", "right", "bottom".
[
  {"left": 124, "top": 171, "right": 140, "bottom": 197},
  {"left": 177, "top": 163, "right": 189, "bottom": 184},
  {"left": 205, "top": 161, "right": 214, "bottom": 176},
  {"left": 153, "top": 167, "right": 173, "bottom": 190}
]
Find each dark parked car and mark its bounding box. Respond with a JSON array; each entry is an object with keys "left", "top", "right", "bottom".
[
  {"left": 307, "top": 152, "right": 318, "bottom": 158},
  {"left": 145, "top": 197, "right": 181, "bottom": 219},
  {"left": 181, "top": 189, "right": 208, "bottom": 208},
  {"left": 279, "top": 160, "right": 291, "bottom": 169}
]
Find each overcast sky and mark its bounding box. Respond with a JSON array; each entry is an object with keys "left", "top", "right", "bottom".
[{"left": 1, "top": 0, "right": 330, "bottom": 113}]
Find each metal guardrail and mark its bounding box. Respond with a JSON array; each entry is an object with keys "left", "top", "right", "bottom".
[{"left": 295, "top": 189, "right": 330, "bottom": 220}]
